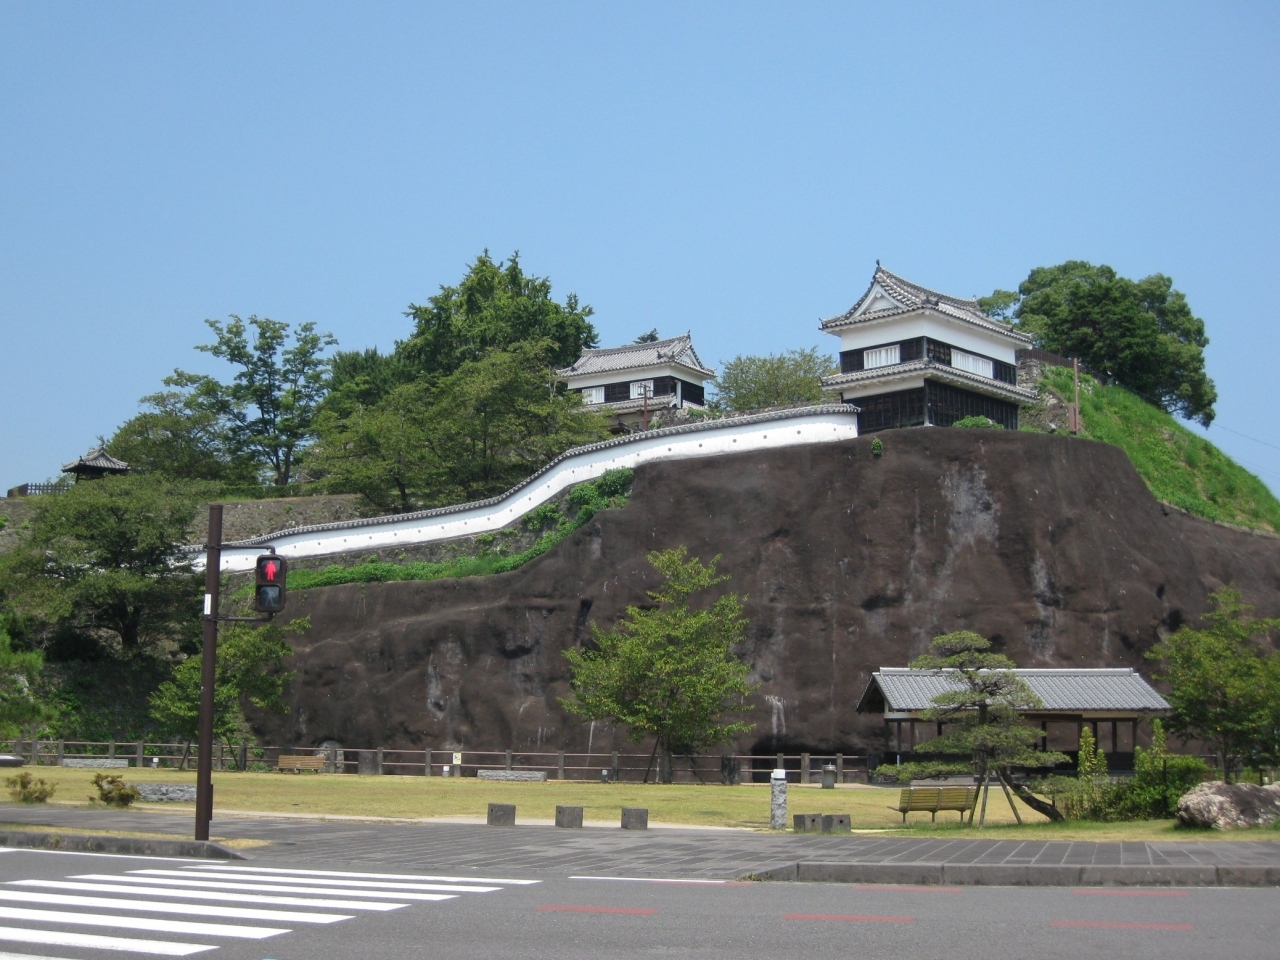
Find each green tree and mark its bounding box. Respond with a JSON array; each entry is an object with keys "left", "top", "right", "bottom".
[
  {"left": 890, "top": 631, "right": 1067, "bottom": 825},
  {"left": 149, "top": 618, "right": 301, "bottom": 751},
  {"left": 0, "top": 625, "right": 45, "bottom": 735},
  {"left": 105, "top": 384, "right": 255, "bottom": 484},
  {"left": 416, "top": 341, "right": 608, "bottom": 505},
  {"left": 0, "top": 475, "right": 206, "bottom": 654},
  {"left": 319, "top": 347, "right": 415, "bottom": 420},
  {"left": 562, "top": 547, "right": 756, "bottom": 783},
  {"left": 396, "top": 251, "right": 598, "bottom": 382},
  {"left": 977, "top": 289, "right": 1020, "bottom": 322},
  {"left": 711, "top": 348, "right": 835, "bottom": 413},
  {"left": 634, "top": 329, "right": 660, "bottom": 343},
  {"left": 1148, "top": 587, "right": 1280, "bottom": 780},
  {"left": 310, "top": 382, "right": 436, "bottom": 513},
  {"left": 173, "top": 315, "right": 337, "bottom": 486},
  {"left": 1005, "top": 261, "right": 1216, "bottom": 426}
]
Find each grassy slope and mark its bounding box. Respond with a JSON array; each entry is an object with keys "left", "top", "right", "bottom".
[{"left": 1037, "top": 366, "right": 1280, "bottom": 533}]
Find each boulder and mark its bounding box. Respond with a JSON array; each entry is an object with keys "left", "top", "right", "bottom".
[{"left": 1176, "top": 781, "right": 1280, "bottom": 829}]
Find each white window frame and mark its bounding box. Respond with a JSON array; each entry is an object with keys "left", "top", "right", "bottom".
[
  {"left": 950, "top": 349, "right": 994, "bottom": 379},
  {"left": 630, "top": 380, "right": 655, "bottom": 400},
  {"left": 580, "top": 386, "right": 604, "bottom": 404},
  {"left": 863, "top": 344, "right": 901, "bottom": 370}
]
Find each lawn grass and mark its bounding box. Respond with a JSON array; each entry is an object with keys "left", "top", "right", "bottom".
[
  {"left": 1040, "top": 366, "right": 1280, "bottom": 532},
  {"left": 1, "top": 767, "right": 1272, "bottom": 841}
]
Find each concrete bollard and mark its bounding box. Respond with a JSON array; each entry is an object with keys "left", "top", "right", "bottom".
[
  {"left": 821, "top": 764, "right": 837, "bottom": 789},
  {"left": 793, "top": 813, "right": 822, "bottom": 833},
  {"left": 821, "top": 813, "right": 851, "bottom": 834},
  {"left": 621, "top": 807, "right": 648, "bottom": 830},
  {"left": 487, "top": 803, "right": 516, "bottom": 826},
  {"left": 770, "top": 768, "right": 788, "bottom": 830},
  {"left": 555, "top": 805, "right": 584, "bottom": 828}
]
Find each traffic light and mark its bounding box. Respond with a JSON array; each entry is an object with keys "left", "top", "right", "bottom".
[{"left": 253, "top": 554, "right": 287, "bottom": 614}]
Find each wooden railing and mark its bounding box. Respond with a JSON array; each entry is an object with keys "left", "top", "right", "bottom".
[{"left": 0, "top": 740, "right": 871, "bottom": 784}]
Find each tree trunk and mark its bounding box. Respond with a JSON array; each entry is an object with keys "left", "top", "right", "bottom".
[
  {"left": 995, "top": 768, "right": 1023, "bottom": 824},
  {"left": 998, "top": 768, "right": 1064, "bottom": 821},
  {"left": 977, "top": 769, "right": 992, "bottom": 829},
  {"left": 178, "top": 741, "right": 191, "bottom": 772}
]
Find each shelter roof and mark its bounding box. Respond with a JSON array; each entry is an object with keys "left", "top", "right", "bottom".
[
  {"left": 556, "top": 333, "right": 714, "bottom": 379},
  {"left": 61, "top": 448, "right": 129, "bottom": 475},
  {"left": 822, "top": 265, "right": 1034, "bottom": 344},
  {"left": 856, "top": 668, "right": 1170, "bottom": 714}
]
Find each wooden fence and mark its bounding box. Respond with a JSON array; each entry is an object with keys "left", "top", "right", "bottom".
[{"left": 0, "top": 739, "right": 871, "bottom": 784}]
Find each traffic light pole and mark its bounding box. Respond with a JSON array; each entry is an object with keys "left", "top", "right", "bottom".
[{"left": 195, "top": 504, "right": 222, "bottom": 842}]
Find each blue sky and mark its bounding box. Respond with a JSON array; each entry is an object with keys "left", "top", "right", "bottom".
[{"left": 3, "top": 3, "right": 1279, "bottom": 493}]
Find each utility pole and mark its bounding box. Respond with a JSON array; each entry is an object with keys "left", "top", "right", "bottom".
[
  {"left": 1071, "top": 357, "right": 1081, "bottom": 436},
  {"left": 642, "top": 382, "right": 651, "bottom": 431},
  {"left": 195, "top": 504, "right": 222, "bottom": 842}
]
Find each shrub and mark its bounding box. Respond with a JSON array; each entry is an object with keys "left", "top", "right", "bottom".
[
  {"left": 6, "top": 771, "right": 55, "bottom": 803},
  {"left": 1108, "top": 720, "right": 1210, "bottom": 820},
  {"left": 953, "top": 416, "right": 1003, "bottom": 429},
  {"left": 91, "top": 773, "right": 140, "bottom": 808},
  {"left": 870, "top": 437, "right": 883, "bottom": 457}
]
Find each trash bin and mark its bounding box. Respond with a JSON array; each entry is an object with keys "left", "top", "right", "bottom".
[{"left": 821, "top": 763, "right": 837, "bottom": 789}]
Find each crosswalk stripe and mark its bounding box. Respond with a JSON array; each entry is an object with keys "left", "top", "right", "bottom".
[
  {"left": 190, "top": 865, "right": 540, "bottom": 885},
  {"left": 0, "top": 906, "right": 287, "bottom": 940},
  {"left": 70, "top": 874, "right": 457, "bottom": 902},
  {"left": 12, "top": 880, "right": 407, "bottom": 912},
  {"left": 0, "top": 890, "right": 351, "bottom": 924},
  {"left": 0, "top": 924, "right": 215, "bottom": 955},
  {"left": 135, "top": 870, "right": 499, "bottom": 894},
  {"left": 0, "top": 951, "right": 105, "bottom": 960}
]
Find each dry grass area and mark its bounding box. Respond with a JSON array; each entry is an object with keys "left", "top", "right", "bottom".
[{"left": 0, "top": 767, "right": 1263, "bottom": 841}]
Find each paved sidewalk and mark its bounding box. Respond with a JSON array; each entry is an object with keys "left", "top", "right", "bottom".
[{"left": 2, "top": 804, "right": 1278, "bottom": 883}]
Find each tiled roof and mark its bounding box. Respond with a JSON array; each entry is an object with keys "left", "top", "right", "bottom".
[
  {"left": 556, "top": 334, "right": 714, "bottom": 379},
  {"left": 820, "top": 359, "right": 1039, "bottom": 401},
  {"left": 857, "top": 668, "right": 1170, "bottom": 713},
  {"left": 586, "top": 395, "right": 681, "bottom": 413},
  {"left": 822, "top": 265, "right": 1034, "bottom": 344},
  {"left": 61, "top": 448, "right": 129, "bottom": 473}
]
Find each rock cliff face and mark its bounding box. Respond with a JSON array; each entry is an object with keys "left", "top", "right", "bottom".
[{"left": 254, "top": 430, "right": 1280, "bottom": 753}]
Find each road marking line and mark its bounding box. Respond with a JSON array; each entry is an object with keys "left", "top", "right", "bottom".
[
  {"left": 69, "top": 875, "right": 456, "bottom": 901},
  {"left": 0, "top": 890, "right": 351, "bottom": 924},
  {"left": 569, "top": 876, "right": 729, "bottom": 885},
  {"left": 190, "top": 865, "right": 539, "bottom": 885},
  {"left": 536, "top": 906, "right": 657, "bottom": 915},
  {"left": 0, "top": 926, "right": 215, "bottom": 956},
  {"left": 0, "top": 906, "right": 287, "bottom": 940},
  {"left": 12, "top": 880, "right": 406, "bottom": 911},
  {"left": 783, "top": 913, "right": 914, "bottom": 923},
  {"left": 1071, "top": 890, "right": 1191, "bottom": 897},
  {"left": 1051, "top": 920, "right": 1195, "bottom": 931},
  {"left": 0, "top": 951, "right": 111, "bottom": 960},
  {"left": 134, "top": 870, "right": 499, "bottom": 894}
]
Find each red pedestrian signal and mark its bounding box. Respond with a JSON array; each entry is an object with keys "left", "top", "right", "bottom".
[{"left": 254, "top": 554, "right": 287, "bottom": 614}]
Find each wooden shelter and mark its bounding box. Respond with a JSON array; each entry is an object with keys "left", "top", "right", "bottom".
[
  {"left": 857, "top": 667, "right": 1171, "bottom": 769},
  {"left": 61, "top": 448, "right": 129, "bottom": 482}
]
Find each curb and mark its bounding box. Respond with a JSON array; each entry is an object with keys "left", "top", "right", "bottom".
[
  {"left": 0, "top": 829, "right": 244, "bottom": 860},
  {"left": 748, "top": 861, "right": 1280, "bottom": 887}
]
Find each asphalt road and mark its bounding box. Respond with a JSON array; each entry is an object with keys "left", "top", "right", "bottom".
[{"left": 0, "top": 847, "right": 1275, "bottom": 960}]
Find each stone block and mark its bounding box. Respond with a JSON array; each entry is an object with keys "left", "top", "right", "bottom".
[
  {"left": 136, "top": 783, "right": 198, "bottom": 803},
  {"left": 487, "top": 803, "right": 516, "bottom": 826},
  {"left": 1079, "top": 865, "right": 1217, "bottom": 887},
  {"left": 478, "top": 770, "right": 548, "bottom": 782},
  {"left": 621, "top": 807, "right": 648, "bottom": 830},
  {"left": 793, "top": 813, "right": 822, "bottom": 833},
  {"left": 357, "top": 750, "right": 379, "bottom": 775},
  {"left": 1217, "top": 866, "right": 1280, "bottom": 886},
  {"left": 0, "top": 756, "right": 22, "bottom": 768},
  {"left": 821, "top": 814, "right": 851, "bottom": 834},
  {"left": 62, "top": 758, "right": 129, "bottom": 768},
  {"left": 797, "top": 862, "right": 946, "bottom": 885},
  {"left": 555, "top": 805, "right": 584, "bottom": 828}
]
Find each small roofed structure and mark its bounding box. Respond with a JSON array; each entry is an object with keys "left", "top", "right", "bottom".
[
  {"left": 61, "top": 447, "right": 129, "bottom": 482},
  {"left": 556, "top": 333, "right": 714, "bottom": 430},
  {"left": 857, "top": 667, "right": 1171, "bottom": 769}
]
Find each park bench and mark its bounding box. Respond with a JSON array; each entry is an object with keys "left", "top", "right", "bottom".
[
  {"left": 890, "top": 786, "right": 977, "bottom": 823},
  {"left": 277, "top": 754, "right": 327, "bottom": 773}
]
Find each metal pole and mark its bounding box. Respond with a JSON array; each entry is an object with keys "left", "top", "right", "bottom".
[
  {"left": 1072, "top": 357, "right": 1081, "bottom": 435},
  {"left": 195, "top": 504, "right": 222, "bottom": 842}
]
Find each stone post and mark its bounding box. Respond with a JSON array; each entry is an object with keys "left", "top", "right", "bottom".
[
  {"left": 135, "top": 742, "right": 144, "bottom": 768},
  {"left": 557, "top": 750, "right": 565, "bottom": 780},
  {"left": 800, "top": 752, "right": 810, "bottom": 784},
  {"left": 611, "top": 750, "right": 619, "bottom": 783},
  {"left": 56, "top": 740, "right": 64, "bottom": 766},
  {"left": 108, "top": 740, "right": 116, "bottom": 760},
  {"left": 770, "top": 768, "right": 788, "bottom": 830},
  {"left": 238, "top": 743, "right": 248, "bottom": 772},
  {"left": 376, "top": 747, "right": 384, "bottom": 776},
  {"left": 423, "top": 748, "right": 432, "bottom": 776},
  {"left": 505, "top": 749, "right": 513, "bottom": 772},
  {"left": 836, "top": 753, "right": 844, "bottom": 783}
]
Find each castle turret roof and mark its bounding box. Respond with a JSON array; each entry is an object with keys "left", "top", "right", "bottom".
[{"left": 555, "top": 333, "right": 714, "bottom": 379}]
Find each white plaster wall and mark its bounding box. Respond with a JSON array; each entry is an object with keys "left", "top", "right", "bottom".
[
  {"left": 198, "top": 408, "right": 859, "bottom": 573},
  {"left": 832, "top": 312, "right": 1021, "bottom": 363},
  {"left": 563, "top": 363, "right": 707, "bottom": 392}
]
